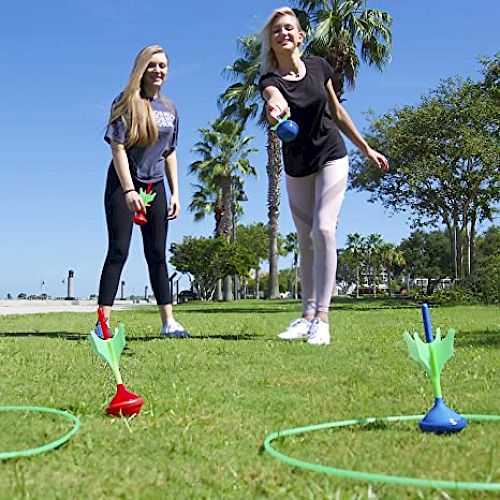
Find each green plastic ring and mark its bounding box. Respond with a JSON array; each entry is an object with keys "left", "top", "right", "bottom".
[
  {"left": 0, "top": 406, "right": 80, "bottom": 460},
  {"left": 264, "top": 414, "right": 500, "bottom": 491}
]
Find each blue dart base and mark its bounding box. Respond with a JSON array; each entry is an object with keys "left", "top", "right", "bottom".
[
  {"left": 277, "top": 120, "right": 299, "bottom": 142},
  {"left": 419, "top": 398, "right": 467, "bottom": 433}
]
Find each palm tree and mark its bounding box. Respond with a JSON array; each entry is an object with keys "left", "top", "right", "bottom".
[
  {"left": 364, "top": 233, "right": 383, "bottom": 297},
  {"left": 189, "top": 181, "right": 248, "bottom": 238},
  {"left": 220, "top": 35, "right": 283, "bottom": 299},
  {"left": 297, "top": 0, "right": 393, "bottom": 98},
  {"left": 379, "top": 243, "right": 406, "bottom": 297},
  {"left": 188, "top": 183, "right": 223, "bottom": 236},
  {"left": 283, "top": 232, "right": 299, "bottom": 298},
  {"left": 346, "top": 232, "right": 365, "bottom": 298},
  {"left": 190, "top": 118, "right": 257, "bottom": 300}
]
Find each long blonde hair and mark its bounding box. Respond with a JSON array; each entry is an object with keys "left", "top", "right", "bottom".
[
  {"left": 109, "top": 45, "right": 168, "bottom": 148},
  {"left": 259, "top": 7, "right": 304, "bottom": 74}
]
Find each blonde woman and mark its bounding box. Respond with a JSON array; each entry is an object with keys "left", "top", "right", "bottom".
[
  {"left": 95, "top": 45, "right": 188, "bottom": 338},
  {"left": 259, "top": 8, "right": 388, "bottom": 345}
]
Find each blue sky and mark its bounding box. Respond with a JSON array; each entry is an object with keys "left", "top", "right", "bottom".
[{"left": 0, "top": 0, "right": 498, "bottom": 299}]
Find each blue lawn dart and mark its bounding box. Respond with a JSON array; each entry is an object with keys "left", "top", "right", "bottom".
[{"left": 404, "top": 303, "right": 467, "bottom": 433}]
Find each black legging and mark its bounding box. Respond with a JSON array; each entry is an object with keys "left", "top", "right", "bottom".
[{"left": 98, "top": 165, "right": 171, "bottom": 306}]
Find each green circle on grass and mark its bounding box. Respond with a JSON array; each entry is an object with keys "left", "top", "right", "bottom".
[
  {"left": 0, "top": 406, "right": 80, "bottom": 460},
  {"left": 264, "top": 414, "right": 500, "bottom": 491}
]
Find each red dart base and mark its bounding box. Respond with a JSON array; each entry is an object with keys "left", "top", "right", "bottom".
[
  {"left": 133, "top": 211, "right": 147, "bottom": 225},
  {"left": 106, "top": 384, "right": 144, "bottom": 416}
]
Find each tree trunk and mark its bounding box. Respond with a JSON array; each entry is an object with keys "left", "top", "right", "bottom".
[
  {"left": 386, "top": 263, "right": 392, "bottom": 298},
  {"left": 255, "top": 268, "right": 260, "bottom": 299},
  {"left": 223, "top": 276, "right": 233, "bottom": 301},
  {"left": 372, "top": 261, "right": 377, "bottom": 298},
  {"left": 456, "top": 225, "right": 463, "bottom": 280},
  {"left": 266, "top": 130, "right": 282, "bottom": 298},
  {"left": 221, "top": 174, "right": 234, "bottom": 300},
  {"left": 355, "top": 263, "right": 360, "bottom": 299},
  {"left": 469, "top": 213, "right": 477, "bottom": 274},
  {"left": 327, "top": 39, "right": 349, "bottom": 99},
  {"left": 215, "top": 279, "right": 223, "bottom": 301},
  {"left": 220, "top": 175, "right": 233, "bottom": 242},
  {"left": 294, "top": 257, "right": 299, "bottom": 299},
  {"left": 366, "top": 255, "right": 371, "bottom": 295},
  {"left": 443, "top": 219, "right": 456, "bottom": 281}
]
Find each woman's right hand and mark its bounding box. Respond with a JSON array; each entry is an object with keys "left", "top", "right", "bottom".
[
  {"left": 125, "top": 190, "right": 147, "bottom": 213},
  {"left": 266, "top": 101, "right": 289, "bottom": 125},
  {"left": 263, "top": 87, "right": 289, "bottom": 125}
]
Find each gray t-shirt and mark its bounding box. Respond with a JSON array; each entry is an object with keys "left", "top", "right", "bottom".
[{"left": 105, "top": 94, "right": 179, "bottom": 183}]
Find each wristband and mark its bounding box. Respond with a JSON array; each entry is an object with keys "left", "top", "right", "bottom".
[{"left": 123, "top": 189, "right": 136, "bottom": 195}]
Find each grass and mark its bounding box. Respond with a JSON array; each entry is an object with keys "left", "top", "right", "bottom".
[{"left": 0, "top": 299, "right": 498, "bottom": 499}]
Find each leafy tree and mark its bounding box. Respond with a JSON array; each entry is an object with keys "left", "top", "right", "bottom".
[
  {"left": 278, "top": 268, "right": 296, "bottom": 295},
  {"left": 461, "top": 225, "right": 500, "bottom": 303},
  {"left": 351, "top": 56, "right": 500, "bottom": 279},
  {"left": 336, "top": 248, "right": 355, "bottom": 288},
  {"left": 379, "top": 242, "right": 405, "bottom": 296},
  {"left": 170, "top": 237, "right": 255, "bottom": 301},
  {"left": 235, "top": 222, "right": 270, "bottom": 299},
  {"left": 297, "top": 0, "right": 392, "bottom": 98},
  {"left": 398, "top": 230, "right": 454, "bottom": 294}
]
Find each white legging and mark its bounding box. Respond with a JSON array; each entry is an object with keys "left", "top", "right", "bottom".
[{"left": 286, "top": 156, "right": 349, "bottom": 314}]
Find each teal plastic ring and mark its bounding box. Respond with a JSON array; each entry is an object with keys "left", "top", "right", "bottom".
[
  {"left": 264, "top": 414, "right": 500, "bottom": 491},
  {"left": 0, "top": 406, "right": 80, "bottom": 460}
]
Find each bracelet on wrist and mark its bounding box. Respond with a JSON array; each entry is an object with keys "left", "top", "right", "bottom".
[{"left": 123, "top": 189, "right": 136, "bottom": 195}]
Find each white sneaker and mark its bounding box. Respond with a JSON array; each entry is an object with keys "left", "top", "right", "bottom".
[
  {"left": 277, "top": 318, "right": 311, "bottom": 340},
  {"left": 307, "top": 318, "right": 330, "bottom": 345},
  {"left": 160, "top": 319, "right": 189, "bottom": 338}
]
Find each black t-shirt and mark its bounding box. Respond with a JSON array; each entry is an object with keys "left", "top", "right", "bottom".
[{"left": 259, "top": 56, "right": 347, "bottom": 177}]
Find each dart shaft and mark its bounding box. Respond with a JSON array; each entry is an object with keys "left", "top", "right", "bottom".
[
  {"left": 428, "top": 343, "right": 442, "bottom": 398},
  {"left": 421, "top": 303, "right": 434, "bottom": 343},
  {"left": 107, "top": 342, "right": 123, "bottom": 385},
  {"left": 97, "top": 307, "right": 111, "bottom": 340}
]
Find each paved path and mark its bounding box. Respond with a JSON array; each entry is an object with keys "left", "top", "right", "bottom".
[{"left": 0, "top": 300, "right": 147, "bottom": 316}]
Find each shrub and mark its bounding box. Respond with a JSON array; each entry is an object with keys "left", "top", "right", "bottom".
[
  {"left": 461, "top": 262, "right": 500, "bottom": 304},
  {"left": 430, "top": 285, "right": 478, "bottom": 305}
]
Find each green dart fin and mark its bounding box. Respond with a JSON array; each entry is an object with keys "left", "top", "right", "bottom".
[
  {"left": 138, "top": 187, "right": 157, "bottom": 206},
  {"left": 404, "top": 331, "right": 432, "bottom": 376},
  {"left": 432, "top": 327, "right": 456, "bottom": 374},
  {"left": 88, "top": 323, "right": 126, "bottom": 369}
]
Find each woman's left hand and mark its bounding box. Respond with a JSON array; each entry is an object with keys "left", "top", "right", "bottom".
[
  {"left": 365, "top": 147, "right": 389, "bottom": 172},
  {"left": 167, "top": 194, "right": 180, "bottom": 220}
]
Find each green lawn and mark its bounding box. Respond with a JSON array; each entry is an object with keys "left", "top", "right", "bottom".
[{"left": 0, "top": 299, "right": 498, "bottom": 498}]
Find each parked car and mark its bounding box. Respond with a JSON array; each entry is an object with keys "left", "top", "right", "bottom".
[{"left": 177, "top": 290, "right": 199, "bottom": 303}]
